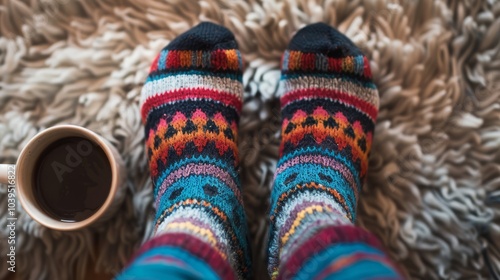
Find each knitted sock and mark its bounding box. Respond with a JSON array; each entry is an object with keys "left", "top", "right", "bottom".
[
  {"left": 118, "top": 22, "right": 250, "bottom": 280},
  {"left": 268, "top": 23, "right": 403, "bottom": 280}
]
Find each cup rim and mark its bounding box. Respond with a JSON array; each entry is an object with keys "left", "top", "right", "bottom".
[{"left": 17, "top": 124, "right": 120, "bottom": 231}]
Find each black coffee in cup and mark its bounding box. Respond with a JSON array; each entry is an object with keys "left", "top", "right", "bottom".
[{"left": 33, "top": 137, "right": 112, "bottom": 222}]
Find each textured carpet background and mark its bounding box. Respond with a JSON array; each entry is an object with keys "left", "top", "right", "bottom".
[{"left": 0, "top": 0, "right": 499, "bottom": 279}]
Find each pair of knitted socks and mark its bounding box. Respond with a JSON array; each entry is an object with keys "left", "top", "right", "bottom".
[{"left": 118, "top": 22, "right": 403, "bottom": 280}]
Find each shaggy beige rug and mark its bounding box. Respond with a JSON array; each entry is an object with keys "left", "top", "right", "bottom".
[{"left": 1, "top": 0, "right": 500, "bottom": 279}]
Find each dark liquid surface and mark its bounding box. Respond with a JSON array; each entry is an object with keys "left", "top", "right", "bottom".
[{"left": 34, "top": 137, "right": 112, "bottom": 222}]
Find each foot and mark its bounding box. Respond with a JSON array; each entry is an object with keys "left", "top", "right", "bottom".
[
  {"left": 268, "top": 22, "right": 382, "bottom": 279},
  {"left": 140, "top": 22, "right": 250, "bottom": 279}
]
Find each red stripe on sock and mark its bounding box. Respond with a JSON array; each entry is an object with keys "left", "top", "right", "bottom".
[
  {"left": 211, "top": 49, "right": 227, "bottom": 70},
  {"left": 280, "top": 88, "right": 378, "bottom": 121},
  {"left": 126, "top": 232, "right": 237, "bottom": 280},
  {"left": 167, "top": 50, "right": 180, "bottom": 68},
  {"left": 329, "top": 57, "right": 341, "bottom": 72},
  {"left": 363, "top": 56, "right": 372, "bottom": 78},
  {"left": 142, "top": 88, "right": 242, "bottom": 122},
  {"left": 277, "top": 225, "right": 384, "bottom": 280},
  {"left": 302, "top": 53, "right": 315, "bottom": 71}
]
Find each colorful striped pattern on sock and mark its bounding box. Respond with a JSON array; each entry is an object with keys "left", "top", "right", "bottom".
[
  {"left": 268, "top": 23, "right": 402, "bottom": 280},
  {"left": 282, "top": 50, "right": 373, "bottom": 77},
  {"left": 288, "top": 226, "right": 402, "bottom": 280},
  {"left": 120, "top": 22, "right": 250, "bottom": 280}
]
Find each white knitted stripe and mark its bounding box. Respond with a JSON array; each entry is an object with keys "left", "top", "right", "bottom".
[
  {"left": 141, "top": 74, "right": 243, "bottom": 106},
  {"left": 278, "top": 76, "right": 379, "bottom": 109}
]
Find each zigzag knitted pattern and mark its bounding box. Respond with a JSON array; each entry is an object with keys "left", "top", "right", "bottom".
[
  {"left": 268, "top": 23, "right": 402, "bottom": 279},
  {"left": 119, "top": 22, "right": 250, "bottom": 280}
]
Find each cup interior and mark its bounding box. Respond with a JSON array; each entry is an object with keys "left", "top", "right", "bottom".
[{"left": 17, "top": 125, "right": 118, "bottom": 231}]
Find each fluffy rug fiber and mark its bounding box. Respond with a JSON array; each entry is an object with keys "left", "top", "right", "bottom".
[{"left": 1, "top": 0, "right": 500, "bottom": 279}]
